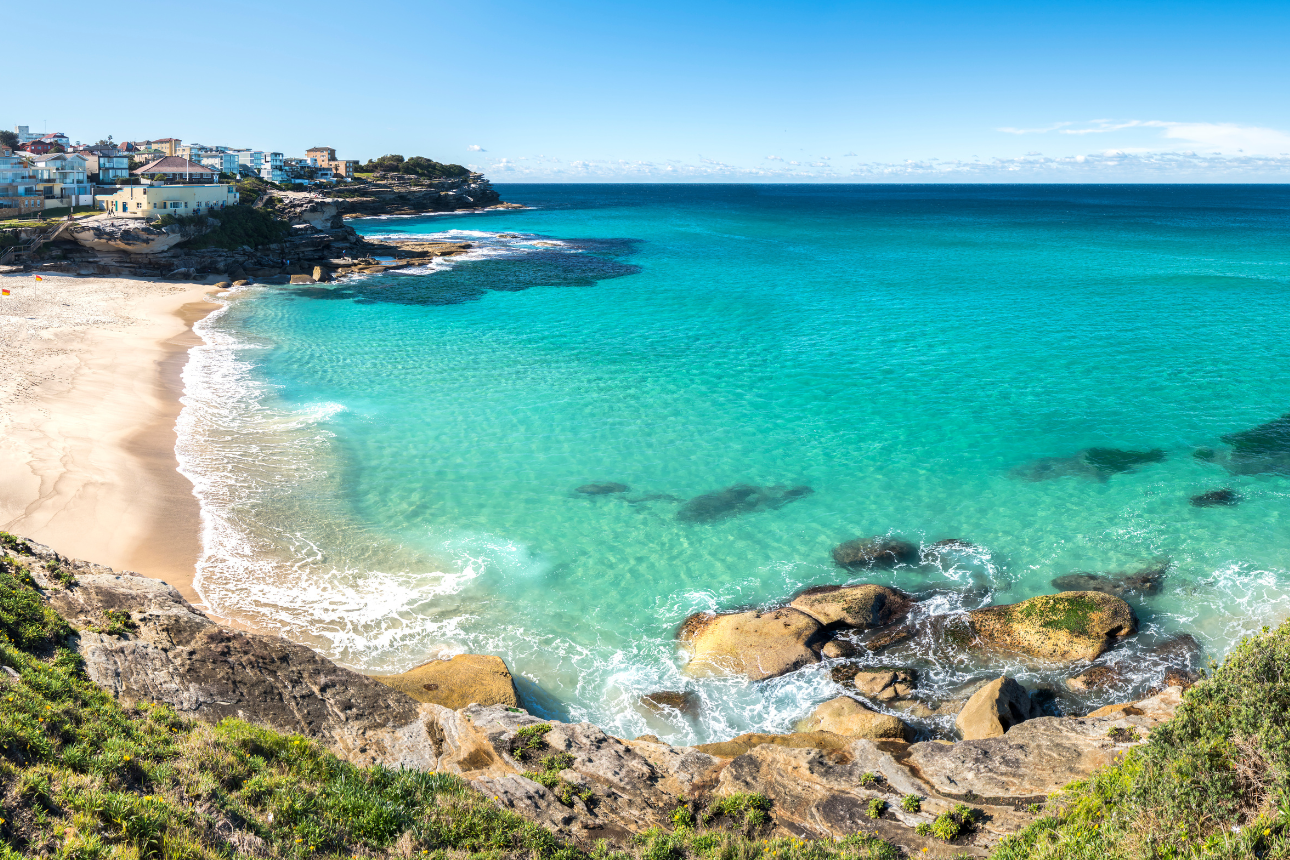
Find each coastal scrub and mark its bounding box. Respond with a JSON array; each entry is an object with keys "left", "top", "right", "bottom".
[
  {"left": 991, "top": 620, "right": 1290, "bottom": 859},
  {"left": 0, "top": 554, "right": 582, "bottom": 860}
]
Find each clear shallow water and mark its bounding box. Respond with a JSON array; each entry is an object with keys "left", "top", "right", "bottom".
[{"left": 179, "top": 184, "right": 1290, "bottom": 743}]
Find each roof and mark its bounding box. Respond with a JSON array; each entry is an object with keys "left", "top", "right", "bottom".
[
  {"left": 132, "top": 156, "right": 217, "bottom": 175},
  {"left": 152, "top": 138, "right": 180, "bottom": 143}
]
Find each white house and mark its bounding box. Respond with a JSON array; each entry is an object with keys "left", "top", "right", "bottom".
[{"left": 29, "top": 153, "right": 93, "bottom": 206}]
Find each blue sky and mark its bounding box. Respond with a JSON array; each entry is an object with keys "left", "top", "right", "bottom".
[{"left": 8, "top": 0, "right": 1289, "bottom": 181}]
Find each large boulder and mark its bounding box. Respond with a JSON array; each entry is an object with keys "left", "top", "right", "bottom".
[
  {"left": 969, "top": 591, "right": 1137, "bottom": 662},
  {"left": 789, "top": 584, "right": 912, "bottom": 629},
  {"left": 831, "top": 536, "right": 919, "bottom": 569},
  {"left": 798, "top": 696, "right": 909, "bottom": 740},
  {"left": 847, "top": 669, "right": 917, "bottom": 702},
  {"left": 371, "top": 654, "right": 519, "bottom": 709},
  {"left": 955, "top": 677, "right": 1035, "bottom": 740},
  {"left": 678, "top": 608, "right": 824, "bottom": 680},
  {"left": 66, "top": 217, "right": 205, "bottom": 255}
]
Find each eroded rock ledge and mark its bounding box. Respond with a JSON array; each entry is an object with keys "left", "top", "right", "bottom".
[{"left": 6, "top": 536, "right": 1184, "bottom": 858}]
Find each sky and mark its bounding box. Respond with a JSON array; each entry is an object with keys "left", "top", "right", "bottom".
[{"left": 7, "top": 0, "right": 1290, "bottom": 182}]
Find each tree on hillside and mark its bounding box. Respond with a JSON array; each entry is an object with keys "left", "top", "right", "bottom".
[
  {"left": 0, "top": 130, "right": 18, "bottom": 148},
  {"left": 359, "top": 153, "right": 471, "bottom": 179}
]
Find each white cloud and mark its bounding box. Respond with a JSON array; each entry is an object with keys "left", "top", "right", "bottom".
[
  {"left": 842, "top": 152, "right": 857, "bottom": 157},
  {"left": 468, "top": 144, "right": 486, "bottom": 152},
  {"left": 999, "top": 119, "right": 1290, "bottom": 156}
]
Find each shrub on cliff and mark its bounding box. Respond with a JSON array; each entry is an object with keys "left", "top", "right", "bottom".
[
  {"left": 992, "top": 620, "right": 1290, "bottom": 860},
  {"left": 0, "top": 550, "right": 586, "bottom": 860},
  {"left": 180, "top": 204, "right": 290, "bottom": 251},
  {"left": 361, "top": 153, "right": 472, "bottom": 179}
]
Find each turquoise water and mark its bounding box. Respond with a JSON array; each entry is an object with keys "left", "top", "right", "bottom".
[{"left": 180, "top": 184, "right": 1290, "bottom": 743}]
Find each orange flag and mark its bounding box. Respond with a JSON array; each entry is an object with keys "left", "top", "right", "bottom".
[
  {"left": 1, "top": 289, "right": 9, "bottom": 296},
  {"left": 34, "top": 275, "right": 43, "bottom": 281}
]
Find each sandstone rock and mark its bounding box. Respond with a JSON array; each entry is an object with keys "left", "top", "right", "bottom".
[
  {"left": 911, "top": 687, "right": 1182, "bottom": 800},
  {"left": 213, "top": 281, "right": 231, "bottom": 288},
  {"left": 820, "top": 639, "right": 856, "bottom": 659},
  {"left": 849, "top": 669, "right": 917, "bottom": 702},
  {"left": 371, "top": 654, "right": 519, "bottom": 709},
  {"left": 33, "top": 561, "right": 440, "bottom": 770},
  {"left": 233, "top": 279, "right": 250, "bottom": 286},
  {"left": 678, "top": 608, "right": 824, "bottom": 680},
  {"left": 640, "top": 690, "right": 700, "bottom": 718},
  {"left": 576, "top": 482, "right": 630, "bottom": 495},
  {"left": 288, "top": 274, "right": 316, "bottom": 284},
  {"left": 311, "top": 265, "right": 332, "bottom": 283},
  {"left": 831, "top": 536, "right": 919, "bottom": 569},
  {"left": 694, "top": 730, "right": 854, "bottom": 758},
  {"left": 65, "top": 218, "right": 200, "bottom": 255},
  {"left": 798, "top": 696, "right": 909, "bottom": 740},
  {"left": 1065, "top": 665, "right": 1125, "bottom": 692},
  {"left": 955, "top": 677, "right": 1034, "bottom": 740},
  {"left": 229, "top": 267, "right": 248, "bottom": 281},
  {"left": 969, "top": 591, "right": 1137, "bottom": 662},
  {"left": 789, "top": 584, "right": 912, "bottom": 629}
]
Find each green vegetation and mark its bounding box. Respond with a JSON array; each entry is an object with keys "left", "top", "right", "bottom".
[
  {"left": 0, "top": 130, "right": 18, "bottom": 149},
  {"left": 513, "top": 722, "right": 554, "bottom": 761},
  {"left": 628, "top": 831, "right": 898, "bottom": 860},
  {"left": 900, "top": 794, "right": 921, "bottom": 813},
  {"left": 522, "top": 753, "right": 593, "bottom": 807},
  {"left": 866, "top": 798, "right": 885, "bottom": 819},
  {"left": 359, "top": 154, "right": 471, "bottom": 180},
  {"left": 180, "top": 205, "right": 291, "bottom": 251},
  {"left": 858, "top": 771, "right": 879, "bottom": 787},
  {"left": 0, "top": 555, "right": 588, "bottom": 860},
  {"left": 991, "top": 620, "right": 1290, "bottom": 860},
  {"left": 1012, "top": 594, "right": 1103, "bottom": 636}
]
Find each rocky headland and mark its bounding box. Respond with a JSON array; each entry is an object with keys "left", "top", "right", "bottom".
[
  {"left": 2, "top": 533, "right": 1199, "bottom": 858},
  {"left": 2, "top": 174, "right": 517, "bottom": 282}
]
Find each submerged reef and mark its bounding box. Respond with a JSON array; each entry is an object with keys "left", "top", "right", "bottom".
[
  {"left": 1190, "top": 488, "right": 1241, "bottom": 507},
  {"left": 675, "top": 483, "right": 813, "bottom": 523},
  {"left": 1051, "top": 559, "right": 1169, "bottom": 597},
  {"left": 1221, "top": 412, "right": 1290, "bottom": 474},
  {"left": 1012, "top": 447, "right": 1166, "bottom": 482}
]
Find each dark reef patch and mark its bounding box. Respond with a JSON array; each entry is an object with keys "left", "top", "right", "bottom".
[
  {"left": 832, "top": 536, "right": 920, "bottom": 569},
  {"left": 287, "top": 237, "right": 642, "bottom": 306},
  {"left": 1190, "top": 488, "right": 1241, "bottom": 508},
  {"left": 675, "top": 484, "right": 813, "bottom": 523},
  {"left": 1012, "top": 447, "right": 1166, "bottom": 482},
  {"left": 576, "top": 482, "right": 630, "bottom": 495},
  {"left": 1051, "top": 559, "right": 1168, "bottom": 597},
  {"left": 1220, "top": 412, "right": 1290, "bottom": 475}
]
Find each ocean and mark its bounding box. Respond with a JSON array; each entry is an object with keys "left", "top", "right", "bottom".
[{"left": 177, "top": 184, "right": 1290, "bottom": 744}]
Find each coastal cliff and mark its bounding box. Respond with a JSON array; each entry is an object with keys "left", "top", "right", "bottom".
[
  {"left": 2, "top": 533, "right": 1250, "bottom": 860},
  {"left": 7, "top": 173, "right": 514, "bottom": 280}
]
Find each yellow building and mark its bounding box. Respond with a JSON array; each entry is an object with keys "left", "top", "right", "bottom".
[{"left": 96, "top": 183, "right": 238, "bottom": 220}]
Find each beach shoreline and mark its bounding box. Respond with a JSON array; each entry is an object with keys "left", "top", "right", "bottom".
[{"left": 0, "top": 272, "right": 221, "bottom": 605}]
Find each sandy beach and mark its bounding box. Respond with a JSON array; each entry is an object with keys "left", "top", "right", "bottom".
[{"left": 0, "top": 272, "right": 221, "bottom": 604}]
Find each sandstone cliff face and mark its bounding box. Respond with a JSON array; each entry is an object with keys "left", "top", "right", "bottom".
[
  {"left": 332, "top": 174, "right": 505, "bottom": 217},
  {"left": 65, "top": 217, "right": 203, "bottom": 255},
  {"left": 8, "top": 536, "right": 1185, "bottom": 858}
]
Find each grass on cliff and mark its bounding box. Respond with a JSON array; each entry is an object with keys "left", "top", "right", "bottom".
[
  {"left": 0, "top": 544, "right": 584, "bottom": 860},
  {"left": 991, "top": 620, "right": 1290, "bottom": 860},
  {"left": 0, "top": 536, "right": 899, "bottom": 860}
]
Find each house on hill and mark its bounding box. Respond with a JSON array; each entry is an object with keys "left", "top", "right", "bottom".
[
  {"left": 306, "top": 146, "right": 359, "bottom": 179},
  {"left": 132, "top": 156, "right": 218, "bottom": 183},
  {"left": 29, "top": 153, "right": 93, "bottom": 206}
]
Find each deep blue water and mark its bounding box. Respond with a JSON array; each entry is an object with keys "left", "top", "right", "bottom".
[{"left": 180, "top": 184, "right": 1290, "bottom": 743}]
